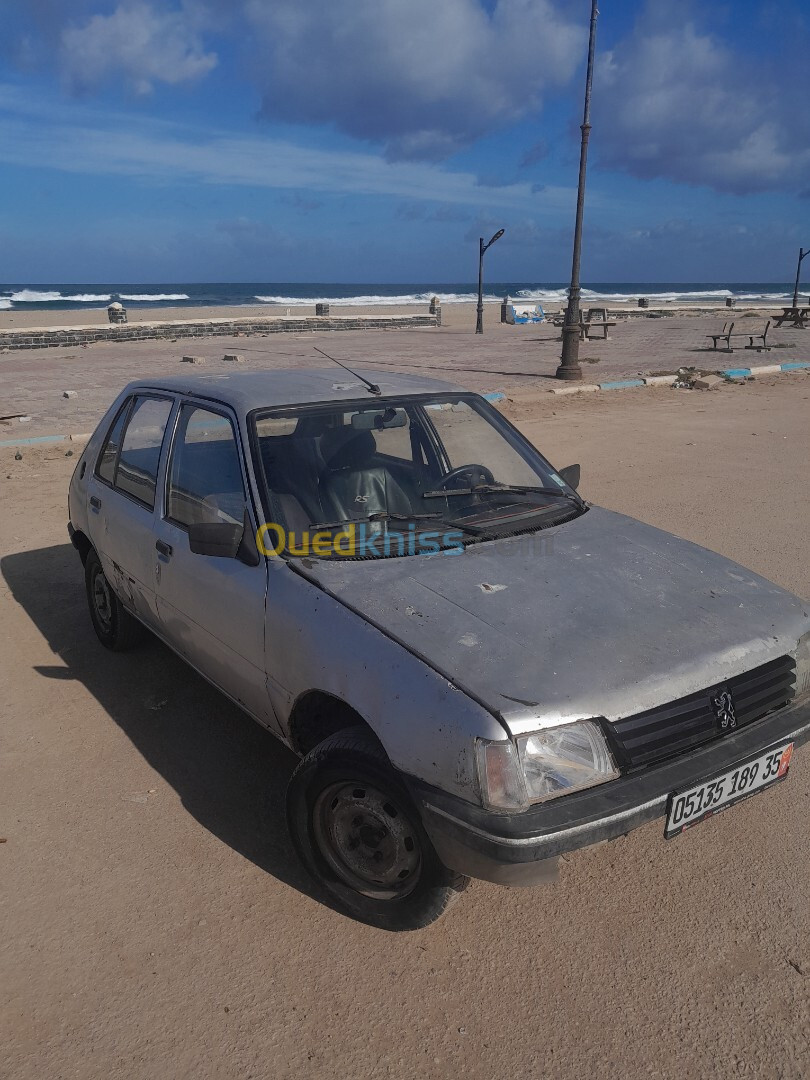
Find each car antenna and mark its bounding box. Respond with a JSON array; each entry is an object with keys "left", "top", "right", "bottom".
[{"left": 313, "top": 346, "right": 381, "bottom": 396}]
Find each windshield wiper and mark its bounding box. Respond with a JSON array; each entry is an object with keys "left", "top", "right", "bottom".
[
  {"left": 310, "top": 511, "right": 443, "bottom": 530},
  {"left": 309, "top": 511, "right": 483, "bottom": 537},
  {"left": 423, "top": 483, "right": 584, "bottom": 508}
]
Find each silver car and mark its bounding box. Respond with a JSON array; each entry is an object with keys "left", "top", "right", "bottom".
[{"left": 68, "top": 368, "right": 810, "bottom": 929}]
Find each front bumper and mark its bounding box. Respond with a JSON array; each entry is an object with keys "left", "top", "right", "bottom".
[{"left": 410, "top": 696, "right": 810, "bottom": 887}]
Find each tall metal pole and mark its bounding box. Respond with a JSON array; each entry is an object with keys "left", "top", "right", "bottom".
[
  {"left": 792, "top": 246, "right": 808, "bottom": 309},
  {"left": 476, "top": 238, "right": 485, "bottom": 334},
  {"left": 475, "top": 229, "right": 504, "bottom": 334},
  {"left": 555, "top": 0, "right": 599, "bottom": 381}
]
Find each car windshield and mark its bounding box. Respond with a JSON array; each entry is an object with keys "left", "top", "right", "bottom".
[{"left": 251, "top": 393, "right": 583, "bottom": 559}]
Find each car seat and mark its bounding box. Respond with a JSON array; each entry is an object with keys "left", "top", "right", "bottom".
[{"left": 319, "top": 427, "right": 413, "bottom": 521}]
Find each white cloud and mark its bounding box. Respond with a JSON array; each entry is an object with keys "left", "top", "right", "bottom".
[
  {"left": 6, "top": 0, "right": 586, "bottom": 161},
  {"left": 0, "top": 84, "right": 578, "bottom": 212},
  {"left": 240, "top": 0, "right": 583, "bottom": 160},
  {"left": 60, "top": 2, "right": 217, "bottom": 95},
  {"left": 595, "top": 5, "right": 810, "bottom": 194}
]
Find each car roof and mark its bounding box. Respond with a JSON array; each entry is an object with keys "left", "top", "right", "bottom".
[{"left": 126, "top": 367, "right": 467, "bottom": 413}]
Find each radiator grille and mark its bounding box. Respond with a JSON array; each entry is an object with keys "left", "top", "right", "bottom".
[{"left": 609, "top": 656, "right": 796, "bottom": 768}]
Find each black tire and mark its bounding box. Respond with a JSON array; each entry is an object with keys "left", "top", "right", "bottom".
[
  {"left": 287, "top": 727, "right": 468, "bottom": 930},
  {"left": 85, "top": 549, "right": 146, "bottom": 651}
]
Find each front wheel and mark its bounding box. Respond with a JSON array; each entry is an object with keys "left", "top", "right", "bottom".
[{"left": 287, "top": 727, "right": 468, "bottom": 930}]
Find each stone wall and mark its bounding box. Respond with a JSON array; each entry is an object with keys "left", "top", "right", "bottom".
[{"left": 0, "top": 314, "right": 439, "bottom": 350}]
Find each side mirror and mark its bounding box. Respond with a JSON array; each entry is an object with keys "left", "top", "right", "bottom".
[
  {"left": 188, "top": 509, "right": 261, "bottom": 565},
  {"left": 559, "top": 464, "right": 581, "bottom": 491},
  {"left": 188, "top": 520, "right": 244, "bottom": 559}
]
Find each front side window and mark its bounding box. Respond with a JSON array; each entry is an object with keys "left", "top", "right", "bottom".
[
  {"left": 115, "top": 396, "right": 173, "bottom": 509},
  {"left": 252, "top": 394, "right": 583, "bottom": 559},
  {"left": 167, "top": 405, "right": 246, "bottom": 528}
]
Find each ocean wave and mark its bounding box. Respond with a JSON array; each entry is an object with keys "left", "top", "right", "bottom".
[
  {"left": 255, "top": 293, "right": 427, "bottom": 305},
  {"left": 516, "top": 287, "right": 793, "bottom": 305},
  {"left": 9, "top": 289, "right": 112, "bottom": 303},
  {"left": 119, "top": 293, "right": 190, "bottom": 301},
  {"left": 254, "top": 291, "right": 502, "bottom": 306},
  {"left": 0, "top": 298, "right": 12, "bottom": 310}
]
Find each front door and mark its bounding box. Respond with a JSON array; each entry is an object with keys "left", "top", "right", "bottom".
[{"left": 153, "top": 402, "right": 276, "bottom": 730}]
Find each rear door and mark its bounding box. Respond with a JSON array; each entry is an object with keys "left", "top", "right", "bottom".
[
  {"left": 152, "top": 401, "right": 277, "bottom": 730},
  {"left": 85, "top": 393, "right": 175, "bottom": 629}
]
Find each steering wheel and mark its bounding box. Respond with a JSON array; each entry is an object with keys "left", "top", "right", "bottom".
[{"left": 437, "top": 463, "right": 495, "bottom": 490}]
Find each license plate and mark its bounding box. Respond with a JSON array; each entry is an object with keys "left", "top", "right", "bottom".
[{"left": 665, "top": 742, "right": 794, "bottom": 838}]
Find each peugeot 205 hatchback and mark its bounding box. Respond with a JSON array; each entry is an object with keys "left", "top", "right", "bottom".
[{"left": 67, "top": 368, "right": 810, "bottom": 929}]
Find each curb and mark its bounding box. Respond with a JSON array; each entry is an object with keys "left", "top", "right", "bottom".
[
  {"left": 722, "top": 361, "right": 810, "bottom": 380},
  {"left": 0, "top": 432, "right": 89, "bottom": 450},
  {"left": 599, "top": 378, "right": 645, "bottom": 391},
  {"left": 489, "top": 359, "right": 810, "bottom": 402},
  {"left": 548, "top": 384, "right": 599, "bottom": 396}
]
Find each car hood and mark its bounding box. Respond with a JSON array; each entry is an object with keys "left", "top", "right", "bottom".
[{"left": 298, "top": 507, "right": 809, "bottom": 734}]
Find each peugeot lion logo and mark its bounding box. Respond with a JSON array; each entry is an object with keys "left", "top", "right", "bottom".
[{"left": 710, "top": 687, "right": 737, "bottom": 731}]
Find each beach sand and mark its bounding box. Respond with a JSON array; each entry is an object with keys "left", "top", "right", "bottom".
[{"left": 0, "top": 297, "right": 778, "bottom": 332}]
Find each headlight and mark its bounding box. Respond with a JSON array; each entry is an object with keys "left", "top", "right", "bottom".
[
  {"left": 477, "top": 720, "right": 620, "bottom": 811},
  {"left": 795, "top": 631, "right": 810, "bottom": 700}
]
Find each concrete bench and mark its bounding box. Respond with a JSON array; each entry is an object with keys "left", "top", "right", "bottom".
[{"left": 581, "top": 308, "right": 616, "bottom": 340}]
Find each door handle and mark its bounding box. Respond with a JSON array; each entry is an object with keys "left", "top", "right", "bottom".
[
  {"left": 155, "top": 540, "right": 173, "bottom": 558},
  {"left": 90, "top": 495, "right": 102, "bottom": 510}
]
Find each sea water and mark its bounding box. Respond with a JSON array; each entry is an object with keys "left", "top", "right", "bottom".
[{"left": 0, "top": 282, "right": 803, "bottom": 313}]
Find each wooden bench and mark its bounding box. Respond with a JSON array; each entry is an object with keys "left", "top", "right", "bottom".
[
  {"left": 706, "top": 321, "right": 772, "bottom": 351},
  {"left": 773, "top": 307, "right": 810, "bottom": 328}
]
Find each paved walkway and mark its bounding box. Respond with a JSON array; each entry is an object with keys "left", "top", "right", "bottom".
[{"left": 1, "top": 311, "right": 807, "bottom": 439}]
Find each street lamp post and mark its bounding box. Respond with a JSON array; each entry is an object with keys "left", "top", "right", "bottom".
[
  {"left": 476, "top": 228, "right": 505, "bottom": 333},
  {"left": 792, "top": 246, "right": 809, "bottom": 308},
  {"left": 555, "top": 0, "right": 599, "bottom": 381}
]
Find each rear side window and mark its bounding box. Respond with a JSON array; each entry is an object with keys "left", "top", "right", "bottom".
[
  {"left": 96, "top": 399, "right": 131, "bottom": 484},
  {"left": 167, "top": 405, "right": 246, "bottom": 528},
  {"left": 115, "top": 396, "right": 173, "bottom": 509}
]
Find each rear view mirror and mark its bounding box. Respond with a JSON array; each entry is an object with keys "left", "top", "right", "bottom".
[
  {"left": 559, "top": 464, "right": 581, "bottom": 491},
  {"left": 351, "top": 407, "right": 408, "bottom": 430}
]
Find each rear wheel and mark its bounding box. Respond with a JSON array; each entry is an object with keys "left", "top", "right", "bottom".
[
  {"left": 85, "top": 549, "right": 146, "bottom": 651},
  {"left": 287, "top": 727, "right": 468, "bottom": 930}
]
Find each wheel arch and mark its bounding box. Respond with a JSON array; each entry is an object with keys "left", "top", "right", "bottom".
[
  {"left": 71, "top": 528, "right": 93, "bottom": 565},
  {"left": 286, "top": 690, "right": 379, "bottom": 757}
]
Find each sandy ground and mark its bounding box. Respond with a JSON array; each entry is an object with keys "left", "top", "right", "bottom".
[
  {"left": 2, "top": 375, "right": 809, "bottom": 1079},
  {"left": 2, "top": 305, "right": 808, "bottom": 441}
]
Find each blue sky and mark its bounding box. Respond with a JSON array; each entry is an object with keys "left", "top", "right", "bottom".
[{"left": 0, "top": 0, "right": 807, "bottom": 283}]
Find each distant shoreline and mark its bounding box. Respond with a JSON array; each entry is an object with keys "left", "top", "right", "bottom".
[
  {"left": 0, "top": 298, "right": 784, "bottom": 332},
  {"left": 1, "top": 281, "right": 804, "bottom": 322}
]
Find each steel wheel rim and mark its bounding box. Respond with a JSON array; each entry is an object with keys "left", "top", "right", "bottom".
[
  {"left": 92, "top": 567, "right": 113, "bottom": 632},
  {"left": 312, "top": 781, "right": 422, "bottom": 900}
]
